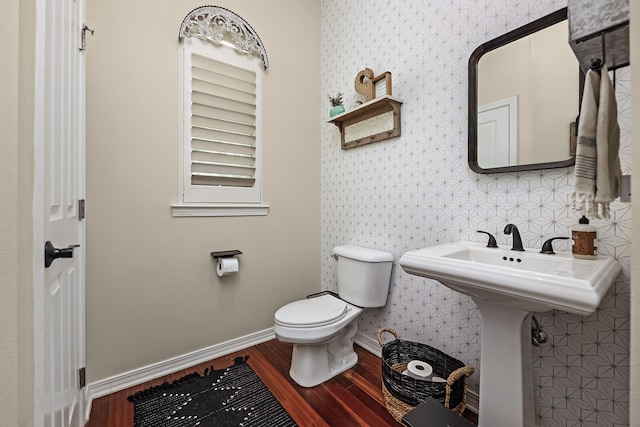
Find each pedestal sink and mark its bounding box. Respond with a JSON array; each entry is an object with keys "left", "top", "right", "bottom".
[{"left": 399, "top": 241, "right": 621, "bottom": 427}]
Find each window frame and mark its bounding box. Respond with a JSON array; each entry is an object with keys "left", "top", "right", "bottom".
[{"left": 174, "top": 37, "right": 268, "bottom": 217}]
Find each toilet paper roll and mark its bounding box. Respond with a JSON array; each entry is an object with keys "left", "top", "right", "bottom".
[
  {"left": 406, "top": 360, "right": 433, "bottom": 380},
  {"left": 217, "top": 257, "right": 239, "bottom": 277}
]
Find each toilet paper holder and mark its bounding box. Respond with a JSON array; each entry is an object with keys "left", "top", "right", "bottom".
[
  {"left": 211, "top": 249, "right": 242, "bottom": 261},
  {"left": 212, "top": 250, "right": 242, "bottom": 277}
]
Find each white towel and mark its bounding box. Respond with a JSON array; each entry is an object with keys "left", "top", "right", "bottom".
[{"left": 572, "top": 65, "right": 621, "bottom": 219}]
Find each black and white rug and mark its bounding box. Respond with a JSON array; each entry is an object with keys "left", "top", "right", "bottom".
[{"left": 128, "top": 356, "right": 297, "bottom": 427}]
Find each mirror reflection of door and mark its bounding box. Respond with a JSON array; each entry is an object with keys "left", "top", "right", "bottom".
[
  {"left": 477, "top": 20, "right": 578, "bottom": 169},
  {"left": 478, "top": 96, "right": 517, "bottom": 169}
]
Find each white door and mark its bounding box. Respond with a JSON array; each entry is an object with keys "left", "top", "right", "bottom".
[
  {"left": 34, "top": 0, "right": 87, "bottom": 426},
  {"left": 478, "top": 96, "right": 518, "bottom": 168}
]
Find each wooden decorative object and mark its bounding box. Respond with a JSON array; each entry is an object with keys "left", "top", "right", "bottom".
[
  {"left": 372, "top": 72, "right": 392, "bottom": 97},
  {"left": 354, "top": 68, "right": 375, "bottom": 101},
  {"left": 328, "top": 95, "right": 403, "bottom": 150},
  {"left": 354, "top": 69, "right": 393, "bottom": 101}
]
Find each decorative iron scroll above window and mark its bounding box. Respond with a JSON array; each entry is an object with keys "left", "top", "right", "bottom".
[{"left": 178, "top": 6, "right": 269, "bottom": 70}]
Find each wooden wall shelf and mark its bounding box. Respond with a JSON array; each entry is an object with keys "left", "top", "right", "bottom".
[{"left": 328, "top": 95, "right": 403, "bottom": 150}]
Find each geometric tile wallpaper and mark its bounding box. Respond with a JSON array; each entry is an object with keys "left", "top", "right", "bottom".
[{"left": 319, "top": 1, "right": 631, "bottom": 426}]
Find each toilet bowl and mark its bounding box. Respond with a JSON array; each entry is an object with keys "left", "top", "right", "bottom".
[
  {"left": 273, "top": 245, "right": 394, "bottom": 387},
  {"left": 274, "top": 294, "right": 363, "bottom": 387}
]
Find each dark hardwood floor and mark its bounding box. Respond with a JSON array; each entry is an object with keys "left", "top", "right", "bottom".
[{"left": 86, "top": 339, "right": 477, "bottom": 426}]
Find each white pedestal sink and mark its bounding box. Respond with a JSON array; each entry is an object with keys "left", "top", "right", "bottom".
[{"left": 400, "top": 241, "right": 621, "bottom": 427}]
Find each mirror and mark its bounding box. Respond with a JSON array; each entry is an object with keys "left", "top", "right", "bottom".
[{"left": 468, "top": 8, "right": 581, "bottom": 173}]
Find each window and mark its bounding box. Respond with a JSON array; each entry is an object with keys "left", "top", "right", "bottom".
[{"left": 174, "top": 6, "right": 269, "bottom": 217}]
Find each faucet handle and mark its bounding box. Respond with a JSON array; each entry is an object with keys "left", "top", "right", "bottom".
[
  {"left": 477, "top": 231, "right": 498, "bottom": 248},
  {"left": 540, "top": 237, "right": 570, "bottom": 255}
]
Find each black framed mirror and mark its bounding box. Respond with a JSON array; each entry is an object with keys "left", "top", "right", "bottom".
[{"left": 468, "top": 8, "right": 581, "bottom": 174}]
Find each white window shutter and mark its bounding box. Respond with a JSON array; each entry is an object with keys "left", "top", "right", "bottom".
[{"left": 180, "top": 38, "right": 263, "bottom": 204}]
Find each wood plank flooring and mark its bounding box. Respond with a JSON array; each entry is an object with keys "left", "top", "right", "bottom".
[{"left": 86, "top": 340, "right": 477, "bottom": 426}]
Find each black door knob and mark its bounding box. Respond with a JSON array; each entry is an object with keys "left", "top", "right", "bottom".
[{"left": 44, "top": 241, "right": 80, "bottom": 268}]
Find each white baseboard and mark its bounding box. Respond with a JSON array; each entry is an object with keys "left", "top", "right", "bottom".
[
  {"left": 86, "top": 327, "right": 275, "bottom": 416},
  {"left": 465, "top": 390, "right": 479, "bottom": 414},
  {"left": 355, "top": 332, "right": 479, "bottom": 416},
  {"left": 355, "top": 331, "right": 382, "bottom": 357}
]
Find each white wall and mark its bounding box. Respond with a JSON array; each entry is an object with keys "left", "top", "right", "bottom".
[
  {"left": 85, "top": 0, "right": 321, "bottom": 382},
  {"left": 320, "top": 1, "right": 632, "bottom": 425},
  {"left": 629, "top": 0, "right": 639, "bottom": 424}
]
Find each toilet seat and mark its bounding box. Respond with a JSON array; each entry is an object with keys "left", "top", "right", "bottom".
[{"left": 275, "top": 295, "right": 347, "bottom": 328}]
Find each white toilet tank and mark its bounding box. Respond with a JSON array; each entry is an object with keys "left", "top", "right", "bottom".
[{"left": 333, "top": 245, "right": 394, "bottom": 307}]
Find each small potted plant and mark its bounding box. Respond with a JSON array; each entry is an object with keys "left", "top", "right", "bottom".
[{"left": 328, "top": 92, "right": 345, "bottom": 117}]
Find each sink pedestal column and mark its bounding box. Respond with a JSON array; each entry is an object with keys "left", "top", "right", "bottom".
[{"left": 475, "top": 300, "right": 537, "bottom": 427}]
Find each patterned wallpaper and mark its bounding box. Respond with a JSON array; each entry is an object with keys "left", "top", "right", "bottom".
[{"left": 320, "top": 1, "right": 631, "bottom": 426}]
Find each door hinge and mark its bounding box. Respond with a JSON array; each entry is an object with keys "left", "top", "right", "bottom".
[
  {"left": 80, "top": 25, "right": 94, "bottom": 51},
  {"left": 79, "top": 199, "right": 86, "bottom": 220},
  {"left": 79, "top": 367, "right": 86, "bottom": 389}
]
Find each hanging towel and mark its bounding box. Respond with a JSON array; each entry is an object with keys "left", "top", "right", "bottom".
[
  {"left": 572, "top": 65, "right": 621, "bottom": 219},
  {"left": 594, "top": 65, "right": 622, "bottom": 218},
  {"left": 572, "top": 69, "right": 599, "bottom": 217}
]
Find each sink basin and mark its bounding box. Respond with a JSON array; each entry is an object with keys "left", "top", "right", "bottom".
[
  {"left": 399, "top": 241, "right": 621, "bottom": 316},
  {"left": 400, "top": 240, "right": 621, "bottom": 427}
]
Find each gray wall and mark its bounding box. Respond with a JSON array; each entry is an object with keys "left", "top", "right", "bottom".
[
  {"left": 85, "top": 0, "right": 321, "bottom": 382},
  {"left": 0, "top": 0, "right": 20, "bottom": 424}
]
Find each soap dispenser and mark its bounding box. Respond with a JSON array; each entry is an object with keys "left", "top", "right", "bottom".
[{"left": 571, "top": 216, "right": 597, "bottom": 259}]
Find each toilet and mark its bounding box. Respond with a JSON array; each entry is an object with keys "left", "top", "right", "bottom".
[{"left": 274, "top": 245, "right": 394, "bottom": 387}]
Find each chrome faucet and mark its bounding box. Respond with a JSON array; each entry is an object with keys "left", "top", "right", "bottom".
[{"left": 504, "top": 224, "right": 525, "bottom": 251}]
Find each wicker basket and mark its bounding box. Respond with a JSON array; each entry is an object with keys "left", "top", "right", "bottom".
[{"left": 377, "top": 327, "right": 475, "bottom": 423}]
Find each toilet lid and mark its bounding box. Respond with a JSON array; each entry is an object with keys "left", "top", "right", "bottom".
[{"left": 275, "top": 295, "right": 348, "bottom": 327}]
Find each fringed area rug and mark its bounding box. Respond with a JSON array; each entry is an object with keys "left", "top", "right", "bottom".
[{"left": 128, "top": 356, "right": 297, "bottom": 427}]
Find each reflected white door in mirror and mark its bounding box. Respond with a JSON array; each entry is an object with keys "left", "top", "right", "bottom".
[{"left": 478, "top": 96, "right": 517, "bottom": 168}]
